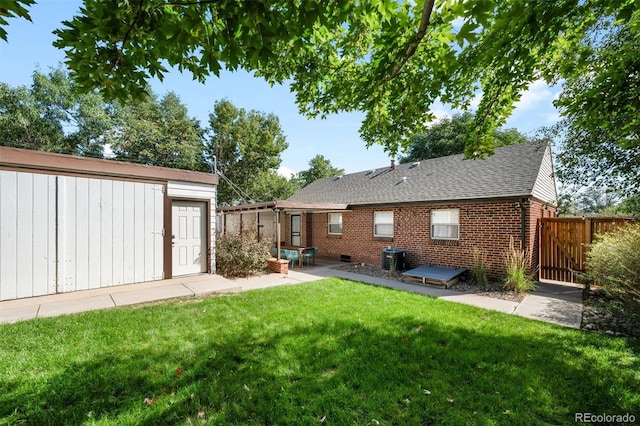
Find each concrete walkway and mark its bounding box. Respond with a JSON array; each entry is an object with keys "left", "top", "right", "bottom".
[{"left": 0, "top": 262, "right": 584, "bottom": 328}]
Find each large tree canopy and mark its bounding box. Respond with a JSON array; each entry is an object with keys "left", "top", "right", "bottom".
[
  {"left": 106, "top": 91, "right": 206, "bottom": 170},
  {"left": 296, "top": 155, "right": 345, "bottom": 188},
  {"left": 208, "top": 99, "right": 288, "bottom": 206},
  {"left": 549, "top": 19, "right": 640, "bottom": 195},
  {"left": 246, "top": 170, "right": 299, "bottom": 203},
  {"left": 0, "top": 67, "right": 114, "bottom": 156},
  {"left": 39, "top": 0, "right": 636, "bottom": 159},
  {"left": 400, "top": 112, "right": 529, "bottom": 163}
]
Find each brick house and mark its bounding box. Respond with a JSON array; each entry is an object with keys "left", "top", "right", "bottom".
[{"left": 219, "top": 141, "right": 558, "bottom": 277}]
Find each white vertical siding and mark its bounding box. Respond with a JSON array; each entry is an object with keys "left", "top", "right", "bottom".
[
  {"left": 153, "top": 185, "right": 164, "bottom": 279},
  {"left": 532, "top": 145, "right": 558, "bottom": 205},
  {"left": 0, "top": 171, "right": 18, "bottom": 301},
  {"left": 133, "top": 182, "right": 146, "bottom": 283},
  {"left": 87, "top": 178, "right": 101, "bottom": 289},
  {"left": 122, "top": 181, "right": 136, "bottom": 284},
  {"left": 31, "top": 173, "right": 57, "bottom": 297},
  {"left": 57, "top": 176, "right": 165, "bottom": 293},
  {"left": 60, "top": 176, "right": 77, "bottom": 292},
  {"left": 111, "top": 180, "right": 125, "bottom": 286},
  {"left": 143, "top": 183, "right": 164, "bottom": 281},
  {"left": 167, "top": 180, "right": 216, "bottom": 273},
  {"left": 75, "top": 178, "right": 90, "bottom": 290},
  {"left": 100, "top": 179, "right": 114, "bottom": 288},
  {"left": 0, "top": 171, "right": 57, "bottom": 301},
  {"left": 16, "top": 172, "right": 34, "bottom": 298},
  {"left": 1, "top": 168, "right": 219, "bottom": 301}
]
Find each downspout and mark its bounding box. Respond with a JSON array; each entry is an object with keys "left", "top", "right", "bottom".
[{"left": 519, "top": 198, "right": 526, "bottom": 251}]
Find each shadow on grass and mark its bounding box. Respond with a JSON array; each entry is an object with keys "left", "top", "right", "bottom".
[{"left": 2, "top": 312, "right": 639, "bottom": 425}]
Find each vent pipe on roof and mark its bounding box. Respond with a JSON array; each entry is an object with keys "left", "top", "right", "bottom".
[{"left": 391, "top": 159, "right": 396, "bottom": 170}]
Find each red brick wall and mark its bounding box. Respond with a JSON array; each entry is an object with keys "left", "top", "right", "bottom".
[
  {"left": 309, "top": 199, "right": 553, "bottom": 277},
  {"left": 282, "top": 212, "right": 308, "bottom": 247},
  {"left": 311, "top": 207, "right": 396, "bottom": 264}
]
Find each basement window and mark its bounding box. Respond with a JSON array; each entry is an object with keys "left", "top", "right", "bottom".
[
  {"left": 328, "top": 213, "right": 343, "bottom": 235},
  {"left": 374, "top": 211, "right": 394, "bottom": 237},
  {"left": 431, "top": 209, "right": 459, "bottom": 240}
]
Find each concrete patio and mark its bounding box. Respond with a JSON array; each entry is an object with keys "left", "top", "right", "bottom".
[{"left": 0, "top": 261, "right": 584, "bottom": 329}]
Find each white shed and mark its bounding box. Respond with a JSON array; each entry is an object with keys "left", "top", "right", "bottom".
[{"left": 0, "top": 147, "right": 218, "bottom": 301}]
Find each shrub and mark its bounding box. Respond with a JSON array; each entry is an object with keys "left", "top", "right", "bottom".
[
  {"left": 586, "top": 223, "right": 640, "bottom": 306},
  {"left": 503, "top": 237, "right": 535, "bottom": 293},
  {"left": 470, "top": 247, "right": 490, "bottom": 288},
  {"left": 216, "top": 229, "right": 271, "bottom": 278}
]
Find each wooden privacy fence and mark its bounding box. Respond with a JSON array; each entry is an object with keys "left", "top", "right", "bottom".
[{"left": 539, "top": 217, "right": 636, "bottom": 283}]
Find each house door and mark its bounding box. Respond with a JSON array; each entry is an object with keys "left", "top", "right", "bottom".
[
  {"left": 172, "top": 201, "right": 207, "bottom": 276},
  {"left": 291, "top": 214, "right": 301, "bottom": 246}
]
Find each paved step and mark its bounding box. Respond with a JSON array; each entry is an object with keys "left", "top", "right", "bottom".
[{"left": 514, "top": 282, "right": 583, "bottom": 328}]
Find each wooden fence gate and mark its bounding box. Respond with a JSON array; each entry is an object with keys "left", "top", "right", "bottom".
[{"left": 539, "top": 217, "right": 635, "bottom": 283}]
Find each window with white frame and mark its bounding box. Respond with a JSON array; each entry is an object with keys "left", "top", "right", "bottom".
[
  {"left": 328, "top": 213, "right": 343, "bottom": 235},
  {"left": 431, "top": 209, "right": 459, "bottom": 240},
  {"left": 374, "top": 211, "right": 394, "bottom": 237}
]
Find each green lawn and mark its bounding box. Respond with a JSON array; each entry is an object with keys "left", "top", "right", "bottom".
[{"left": 1, "top": 278, "right": 638, "bottom": 425}]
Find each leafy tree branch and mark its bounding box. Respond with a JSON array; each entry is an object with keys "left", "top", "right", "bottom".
[{"left": 385, "top": 0, "right": 435, "bottom": 82}]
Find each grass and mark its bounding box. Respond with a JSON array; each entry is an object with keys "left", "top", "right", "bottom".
[{"left": 1, "top": 278, "right": 639, "bottom": 425}]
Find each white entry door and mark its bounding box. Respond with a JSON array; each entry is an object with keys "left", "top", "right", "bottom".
[{"left": 172, "top": 201, "right": 207, "bottom": 276}]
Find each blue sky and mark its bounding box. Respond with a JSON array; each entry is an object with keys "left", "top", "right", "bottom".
[{"left": 0, "top": 1, "right": 561, "bottom": 176}]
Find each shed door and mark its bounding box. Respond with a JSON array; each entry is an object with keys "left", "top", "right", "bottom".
[
  {"left": 0, "top": 171, "right": 57, "bottom": 301},
  {"left": 58, "top": 177, "right": 165, "bottom": 292},
  {"left": 172, "top": 201, "right": 207, "bottom": 276}
]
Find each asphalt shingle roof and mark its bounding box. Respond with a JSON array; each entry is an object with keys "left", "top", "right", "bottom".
[{"left": 287, "top": 141, "right": 549, "bottom": 206}]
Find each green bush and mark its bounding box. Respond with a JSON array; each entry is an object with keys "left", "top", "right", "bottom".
[
  {"left": 587, "top": 223, "right": 640, "bottom": 306},
  {"left": 503, "top": 237, "right": 535, "bottom": 293},
  {"left": 470, "top": 247, "right": 490, "bottom": 288},
  {"left": 216, "top": 229, "right": 271, "bottom": 278}
]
